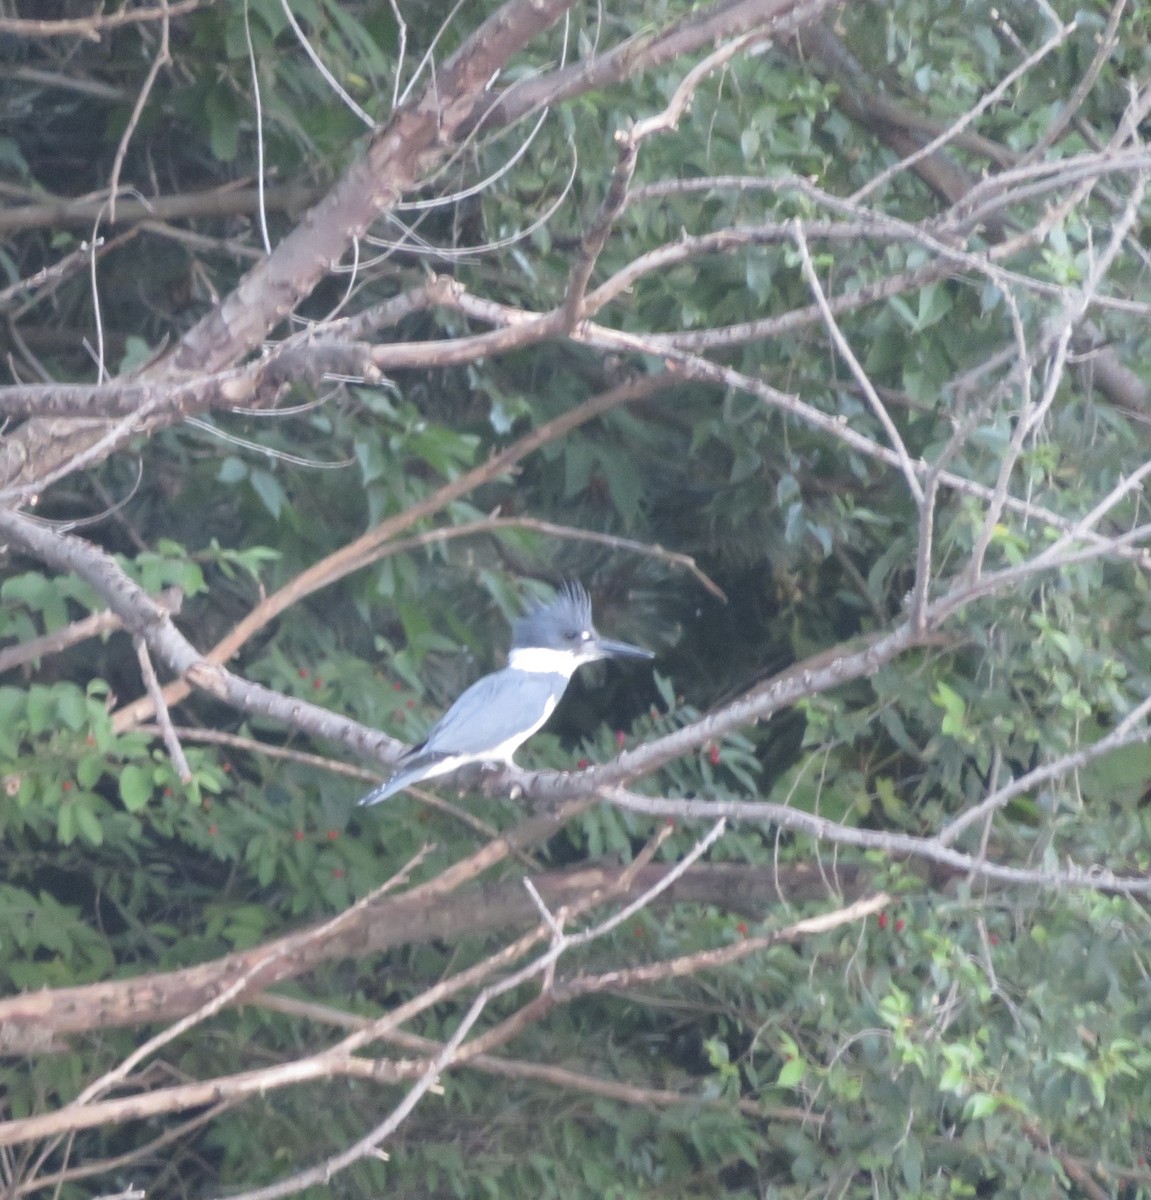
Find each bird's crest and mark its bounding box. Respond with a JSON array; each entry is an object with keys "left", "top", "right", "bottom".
[{"left": 512, "top": 580, "right": 593, "bottom": 647}]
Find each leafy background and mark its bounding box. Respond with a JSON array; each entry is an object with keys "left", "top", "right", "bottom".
[{"left": 2, "top": 0, "right": 1151, "bottom": 1196}]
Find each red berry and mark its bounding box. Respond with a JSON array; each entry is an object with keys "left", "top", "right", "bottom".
[
  {"left": 736, "top": 922, "right": 749, "bottom": 936},
  {"left": 313, "top": 678, "right": 323, "bottom": 689},
  {"left": 299, "top": 668, "right": 309, "bottom": 679},
  {"left": 577, "top": 758, "right": 590, "bottom": 770},
  {"left": 894, "top": 918, "right": 905, "bottom": 933},
  {"left": 708, "top": 745, "right": 720, "bottom": 766},
  {"left": 406, "top": 699, "right": 415, "bottom": 709},
  {"left": 222, "top": 762, "right": 232, "bottom": 773},
  {"left": 393, "top": 682, "right": 404, "bottom": 691},
  {"left": 163, "top": 787, "right": 173, "bottom": 797},
  {"left": 294, "top": 829, "right": 306, "bottom": 842},
  {"left": 332, "top": 867, "right": 345, "bottom": 879},
  {"left": 664, "top": 818, "right": 676, "bottom": 829},
  {"left": 326, "top": 829, "right": 339, "bottom": 841},
  {"left": 208, "top": 824, "right": 218, "bottom": 836},
  {"left": 615, "top": 730, "right": 626, "bottom": 749},
  {"left": 62, "top": 780, "right": 73, "bottom": 792},
  {"left": 878, "top": 912, "right": 889, "bottom": 930},
  {"left": 633, "top": 923, "right": 644, "bottom": 937},
  {"left": 989, "top": 933, "right": 1000, "bottom": 945}
]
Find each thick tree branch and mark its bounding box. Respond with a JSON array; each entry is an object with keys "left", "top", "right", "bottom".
[
  {"left": 0, "top": 341, "right": 381, "bottom": 420},
  {"left": 163, "top": 0, "right": 577, "bottom": 378},
  {"left": 0, "top": 886, "right": 884, "bottom": 1154},
  {"left": 0, "top": 0, "right": 210, "bottom": 37},
  {"left": 0, "top": 853, "right": 824, "bottom": 1049}
]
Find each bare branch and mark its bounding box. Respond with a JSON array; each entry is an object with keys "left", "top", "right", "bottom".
[
  {"left": 0, "top": 185, "right": 324, "bottom": 235},
  {"left": 605, "top": 786, "right": 1151, "bottom": 894},
  {"left": 475, "top": 0, "right": 837, "bottom": 133},
  {"left": 792, "top": 219, "right": 924, "bottom": 507},
  {"left": 133, "top": 635, "right": 190, "bottom": 782},
  {"left": 0, "top": 587, "right": 182, "bottom": 675},
  {"left": 219, "top": 820, "right": 729, "bottom": 1200},
  {"left": 0, "top": 0, "right": 210, "bottom": 37},
  {"left": 967, "top": 168, "right": 1149, "bottom": 577},
  {"left": 849, "top": 17, "right": 1076, "bottom": 203},
  {"left": 0, "top": 506, "right": 403, "bottom": 764},
  {"left": 1018, "top": 0, "right": 1128, "bottom": 165},
  {"left": 108, "top": 2, "right": 172, "bottom": 222},
  {"left": 252, "top": 995, "right": 805, "bottom": 1121}
]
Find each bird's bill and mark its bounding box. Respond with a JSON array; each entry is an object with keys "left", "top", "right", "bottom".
[{"left": 595, "top": 637, "right": 655, "bottom": 661}]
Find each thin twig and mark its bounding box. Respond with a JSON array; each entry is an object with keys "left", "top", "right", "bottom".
[
  {"left": 0, "top": 588, "right": 182, "bottom": 675},
  {"left": 1021, "top": 0, "right": 1127, "bottom": 164},
  {"left": 12, "top": 1102, "right": 236, "bottom": 1199},
  {"left": 108, "top": 0, "right": 171, "bottom": 223},
  {"left": 967, "top": 168, "right": 1148, "bottom": 577},
  {"left": 134, "top": 634, "right": 191, "bottom": 782},
  {"left": 850, "top": 18, "right": 1077, "bottom": 203},
  {"left": 132, "top": 723, "right": 543, "bottom": 868},
  {"left": 251, "top": 993, "right": 804, "bottom": 1120},
  {"left": 279, "top": 0, "right": 375, "bottom": 128},
  {"left": 792, "top": 219, "right": 924, "bottom": 507},
  {"left": 605, "top": 777, "right": 1151, "bottom": 894},
  {"left": 63, "top": 846, "right": 432, "bottom": 1113},
  {"left": 217, "top": 820, "right": 728, "bottom": 1200},
  {"left": 244, "top": 0, "right": 271, "bottom": 254}
]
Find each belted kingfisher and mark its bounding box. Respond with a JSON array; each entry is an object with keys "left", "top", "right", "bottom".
[{"left": 359, "top": 582, "right": 653, "bottom": 805}]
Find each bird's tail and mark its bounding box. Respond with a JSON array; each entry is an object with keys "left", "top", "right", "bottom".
[
  {"left": 358, "top": 774, "right": 408, "bottom": 806},
  {"left": 359, "top": 752, "right": 458, "bottom": 806}
]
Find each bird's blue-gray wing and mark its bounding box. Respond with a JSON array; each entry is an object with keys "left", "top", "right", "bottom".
[
  {"left": 358, "top": 668, "right": 569, "bottom": 806},
  {"left": 420, "top": 668, "right": 567, "bottom": 755}
]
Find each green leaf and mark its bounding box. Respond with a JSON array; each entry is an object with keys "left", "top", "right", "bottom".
[
  {"left": 249, "top": 469, "right": 285, "bottom": 519},
  {"left": 777, "top": 1056, "right": 806, "bottom": 1088},
  {"left": 56, "top": 803, "right": 76, "bottom": 845},
  {"left": 120, "top": 765, "right": 153, "bottom": 812},
  {"left": 963, "top": 1092, "right": 1001, "bottom": 1121},
  {"left": 74, "top": 803, "right": 104, "bottom": 846}
]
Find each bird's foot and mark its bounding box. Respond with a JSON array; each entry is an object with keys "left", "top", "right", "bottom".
[{"left": 478, "top": 760, "right": 515, "bottom": 799}]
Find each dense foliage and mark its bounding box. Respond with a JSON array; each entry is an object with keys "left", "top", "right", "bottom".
[{"left": 2, "top": 0, "right": 1151, "bottom": 1196}]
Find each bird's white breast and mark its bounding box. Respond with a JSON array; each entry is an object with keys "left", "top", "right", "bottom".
[{"left": 506, "top": 647, "right": 583, "bottom": 676}]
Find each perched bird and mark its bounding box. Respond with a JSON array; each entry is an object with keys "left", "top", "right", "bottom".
[{"left": 359, "top": 582, "right": 653, "bottom": 805}]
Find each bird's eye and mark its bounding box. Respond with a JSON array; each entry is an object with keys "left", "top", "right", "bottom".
[{"left": 563, "top": 630, "right": 578, "bottom": 642}]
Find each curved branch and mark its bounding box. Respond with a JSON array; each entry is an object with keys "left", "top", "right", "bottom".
[
  {"left": 0, "top": 507, "right": 400, "bottom": 763},
  {"left": 604, "top": 786, "right": 1151, "bottom": 894}
]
